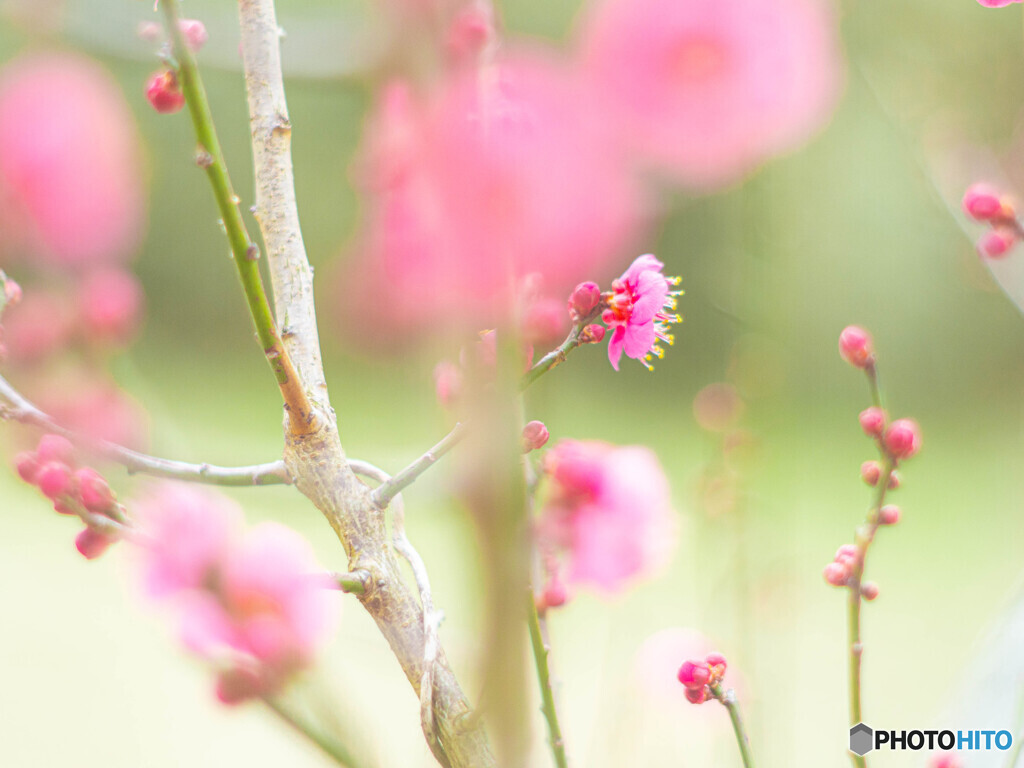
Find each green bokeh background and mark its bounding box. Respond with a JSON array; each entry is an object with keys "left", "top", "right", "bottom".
[{"left": 3, "top": 0, "right": 1024, "bottom": 766}]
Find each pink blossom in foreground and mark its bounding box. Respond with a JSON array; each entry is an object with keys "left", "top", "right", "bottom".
[
  {"left": 0, "top": 53, "right": 144, "bottom": 267},
  {"left": 602, "top": 254, "right": 681, "bottom": 371},
  {"left": 977, "top": 0, "right": 1021, "bottom": 7},
  {"left": 577, "top": 0, "right": 842, "bottom": 187},
  {"left": 77, "top": 268, "right": 145, "bottom": 344},
  {"left": 536, "top": 439, "right": 676, "bottom": 593},
  {"left": 343, "top": 54, "right": 645, "bottom": 336},
  {"left": 136, "top": 484, "right": 337, "bottom": 702}
]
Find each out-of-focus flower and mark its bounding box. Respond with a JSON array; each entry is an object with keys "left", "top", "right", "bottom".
[
  {"left": 1, "top": 288, "right": 75, "bottom": 362},
  {"left": 136, "top": 484, "right": 337, "bottom": 702},
  {"left": 77, "top": 267, "right": 144, "bottom": 345},
  {"left": 577, "top": 0, "right": 842, "bottom": 188},
  {"left": 536, "top": 439, "right": 676, "bottom": 593},
  {"left": 976, "top": 0, "right": 1021, "bottom": 7},
  {"left": 883, "top": 418, "right": 921, "bottom": 460},
  {"left": 522, "top": 297, "right": 568, "bottom": 347},
  {"left": 342, "top": 53, "right": 645, "bottom": 338},
  {"left": 602, "top": 254, "right": 681, "bottom": 371},
  {"left": 41, "top": 378, "right": 149, "bottom": 449},
  {"left": 0, "top": 52, "right": 144, "bottom": 267},
  {"left": 179, "top": 19, "right": 208, "bottom": 52},
  {"left": 145, "top": 69, "right": 185, "bottom": 114}
]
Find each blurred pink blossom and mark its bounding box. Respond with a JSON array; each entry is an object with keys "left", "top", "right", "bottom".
[
  {"left": 0, "top": 53, "right": 145, "bottom": 267},
  {"left": 77, "top": 267, "right": 145, "bottom": 344},
  {"left": 343, "top": 52, "right": 645, "bottom": 337},
  {"left": 1, "top": 288, "right": 75, "bottom": 362},
  {"left": 577, "top": 0, "right": 843, "bottom": 187},
  {"left": 602, "top": 254, "right": 681, "bottom": 371},
  {"left": 537, "top": 439, "right": 676, "bottom": 593}
]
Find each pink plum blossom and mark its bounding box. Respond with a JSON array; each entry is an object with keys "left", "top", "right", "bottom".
[
  {"left": 977, "top": 0, "right": 1021, "bottom": 6},
  {"left": 602, "top": 254, "right": 681, "bottom": 371},
  {"left": 0, "top": 53, "right": 144, "bottom": 267},
  {"left": 536, "top": 439, "right": 676, "bottom": 593},
  {"left": 577, "top": 0, "right": 842, "bottom": 187},
  {"left": 342, "top": 53, "right": 645, "bottom": 337}
]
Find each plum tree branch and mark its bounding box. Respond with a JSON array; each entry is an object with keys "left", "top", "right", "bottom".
[{"left": 0, "top": 372, "right": 290, "bottom": 486}]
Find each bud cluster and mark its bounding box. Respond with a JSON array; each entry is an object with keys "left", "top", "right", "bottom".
[
  {"left": 677, "top": 652, "right": 728, "bottom": 704},
  {"left": 962, "top": 183, "right": 1023, "bottom": 259},
  {"left": 14, "top": 434, "right": 123, "bottom": 559}
]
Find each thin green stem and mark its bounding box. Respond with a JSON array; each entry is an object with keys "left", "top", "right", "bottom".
[
  {"left": 710, "top": 683, "right": 755, "bottom": 768},
  {"left": 261, "top": 695, "right": 362, "bottom": 767},
  {"left": 528, "top": 597, "right": 569, "bottom": 768},
  {"left": 521, "top": 317, "right": 596, "bottom": 390},
  {"left": 371, "top": 422, "right": 468, "bottom": 507},
  {"left": 160, "top": 0, "right": 315, "bottom": 433},
  {"left": 865, "top": 362, "right": 883, "bottom": 411}
]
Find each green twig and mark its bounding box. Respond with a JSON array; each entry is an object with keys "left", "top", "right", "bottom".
[
  {"left": 528, "top": 597, "right": 569, "bottom": 768},
  {"left": 261, "top": 695, "right": 362, "bottom": 768},
  {"left": 160, "top": 0, "right": 316, "bottom": 435},
  {"left": 710, "top": 683, "right": 755, "bottom": 768}
]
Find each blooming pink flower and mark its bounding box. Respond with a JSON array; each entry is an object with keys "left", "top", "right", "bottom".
[
  {"left": 341, "top": 53, "right": 645, "bottom": 337},
  {"left": 602, "top": 254, "right": 681, "bottom": 371},
  {"left": 0, "top": 53, "right": 144, "bottom": 267},
  {"left": 536, "top": 439, "right": 676, "bottom": 593},
  {"left": 577, "top": 0, "right": 842, "bottom": 187}
]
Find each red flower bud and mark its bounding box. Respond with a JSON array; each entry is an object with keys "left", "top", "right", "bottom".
[
  {"left": 977, "top": 228, "right": 1017, "bottom": 259},
  {"left": 36, "top": 461, "right": 72, "bottom": 500},
  {"left": 145, "top": 69, "right": 185, "bottom": 114},
  {"left": 75, "top": 527, "right": 114, "bottom": 560},
  {"left": 36, "top": 433, "right": 75, "bottom": 466},
  {"left": 677, "top": 660, "right": 711, "bottom": 690},
  {"left": 823, "top": 561, "right": 850, "bottom": 586},
  {"left": 14, "top": 451, "right": 39, "bottom": 483},
  {"left": 962, "top": 183, "right": 1004, "bottom": 221},
  {"left": 858, "top": 407, "right": 886, "bottom": 438},
  {"left": 883, "top": 419, "right": 921, "bottom": 460},
  {"left": 568, "top": 282, "right": 601, "bottom": 318},
  {"left": 860, "top": 460, "right": 881, "bottom": 486},
  {"left": 580, "top": 323, "right": 606, "bottom": 344},
  {"left": 839, "top": 326, "right": 873, "bottom": 368},
  {"left": 521, "top": 420, "right": 550, "bottom": 453},
  {"left": 861, "top": 582, "right": 879, "bottom": 601},
  {"left": 878, "top": 505, "right": 901, "bottom": 525},
  {"left": 684, "top": 686, "right": 708, "bottom": 704},
  {"left": 75, "top": 467, "right": 114, "bottom": 513}
]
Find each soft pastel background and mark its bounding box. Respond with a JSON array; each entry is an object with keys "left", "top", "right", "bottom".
[{"left": 2, "top": 0, "right": 1024, "bottom": 766}]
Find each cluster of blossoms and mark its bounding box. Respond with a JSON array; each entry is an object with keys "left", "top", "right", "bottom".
[
  {"left": 824, "top": 326, "right": 921, "bottom": 594},
  {"left": 962, "top": 183, "right": 1023, "bottom": 259},
  {"left": 141, "top": 19, "right": 208, "bottom": 114},
  {"left": 339, "top": 0, "right": 841, "bottom": 341},
  {"left": 533, "top": 439, "right": 676, "bottom": 600},
  {"left": 676, "top": 652, "right": 729, "bottom": 705},
  {"left": 14, "top": 434, "right": 122, "bottom": 560},
  {"left": 135, "top": 483, "right": 337, "bottom": 704},
  {"left": 0, "top": 53, "right": 148, "bottom": 447}
]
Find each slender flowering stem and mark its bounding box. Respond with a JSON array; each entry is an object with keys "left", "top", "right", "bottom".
[
  {"left": 528, "top": 596, "right": 569, "bottom": 768},
  {"left": 709, "top": 683, "right": 756, "bottom": 768},
  {"left": 521, "top": 312, "right": 602, "bottom": 390},
  {"left": 160, "top": 0, "right": 317, "bottom": 436},
  {"left": 261, "top": 695, "right": 364, "bottom": 768},
  {"left": 0, "top": 372, "right": 291, "bottom": 486}
]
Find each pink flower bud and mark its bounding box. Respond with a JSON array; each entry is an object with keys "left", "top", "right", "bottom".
[
  {"left": 977, "top": 228, "right": 1017, "bottom": 259},
  {"left": 858, "top": 407, "right": 886, "bottom": 438},
  {"left": 568, "top": 281, "right": 601, "bottom": 318},
  {"left": 36, "top": 434, "right": 75, "bottom": 466},
  {"left": 53, "top": 501, "right": 76, "bottom": 516},
  {"left": 78, "top": 268, "right": 144, "bottom": 343},
  {"left": 962, "top": 183, "right": 1004, "bottom": 221},
  {"left": 145, "top": 70, "right": 185, "bottom": 114},
  {"left": 14, "top": 451, "right": 39, "bottom": 483},
  {"left": 887, "top": 470, "right": 901, "bottom": 490},
  {"left": 433, "top": 361, "right": 462, "bottom": 409},
  {"left": 75, "top": 527, "right": 114, "bottom": 560},
  {"left": 839, "top": 326, "right": 873, "bottom": 368},
  {"left": 36, "top": 461, "right": 72, "bottom": 500},
  {"left": 860, "top": 582, "right": 879, "bottom": 601},
  {"left": 521, "top": 420, "right": 550, "bottom": 452},
  {"left": 823, "top": 561, "right": 850, "bottom": 586},
  {"left": 860, "top": 460, "right": 881, "bottom": 486},
  {"left": 977, "top": 0, "right": 1023, "bottom": 8},
  {"left": 705, "top": 652, "right": 727, "bottom": 672},
  {"left": 75, "top": 467, "right": 114, "bottom": 513},
  {"left": 835, "top": 544, "right": 859, "bottom": 565},
  {"left": 540, "top": 578, "right": 568, "bottom": 610},
  {"left": 676, "top": 660, "right": 711, "bottom": 689},
  {"left": 883, "top": 419, "right": 921, "bottom": 460},
  {"left": 522, "top": 298, "right": 567, "bottom": 347},
  {"left": 580, "top": 323, "right": 606, "bottom": 344},
  {"left": 684, "top": 686, "right": 708, "bottom": 704},
  {"left": 179, "top": 19, "right": 208, "bottom": 52},
  {"left": 137, "top": 21, "right": 163, "bottom": 43},
  {"left": 878, "top": 504, "right": 901, "bottom": 525}
]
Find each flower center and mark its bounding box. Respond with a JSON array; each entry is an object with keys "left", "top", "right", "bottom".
[{"left": 671, "top": 35, "right": 728, "bottom": 84}]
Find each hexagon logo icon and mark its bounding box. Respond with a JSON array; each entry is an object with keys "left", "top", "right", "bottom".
[{"left": 850, "top": 723, "right": 874, "bottom": 756}]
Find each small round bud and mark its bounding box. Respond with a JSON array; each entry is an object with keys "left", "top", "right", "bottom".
[
  {"left": 677, "top": 660, "right": 711, "bottom": 690},
  {"left": 14, "top": 452, "right": 39, "bottom": 483},
  {"left": 145, "top": 69, "right": 185, "bottom": 114},
  {"left": 568, "top": 282, "right": 601, "bottom": 318},
  {"left": 823, "top": 561, "right": 850, "bottom": 586},
  {"left": 521, "top": 420, "right": 550, "bottom": 453},
  {"left": 883, "top": 419, "right": 921, "bottom": 460},
  {"left": 580, "top": 324, "right": 606, "bottom": 344},
  {"left": 839, "top": 326, "right": 873, "bottom": 368},
  {"left": 977, "top": 228, "right": 1017, "bottom": 259},
  {"left": 75, "top": 468, "right": 114, "bottom": 513},
  {"left": 861, "top": 582, "right": 880, "bottom": 601},
  {"left": 705, "top": 652, "right": 727, "bottom": 673},
  {"left": 878, "top": 504, "right": 901, "bottom": 525},
  {"left": 540, "top": 579, "right": 568, "bottom": 610},
  {"left": 53, "top": 501, "right": 76, "bottom": 516},
  {"left": 74, "top": 527, "right": 114, "bottom": 560},
  {"left": 36, "top": 461, "right": 72, "bottom": 500},
  {"left": 861, "top": 460, "right": 881, "bottom": 486},
  {"left": 835, "top": 544, "right": 859, "bottom": 565},
  {"left": 36, "top": 434, "right": 75, "bottom": 466},
  {"left": 962, "top": 183, "right": 1004, "bottom": 221},
  {"left": 859, "top": 407, "right": 886, "bottom": 438},
  {"left": 684, "top": 686, "right": 708, "bottom": 704},
  {"left": 179, "top": 19, "right": 208, "bottom": 52}
]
